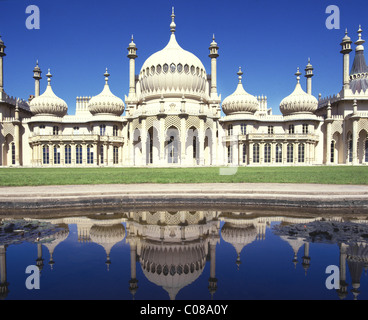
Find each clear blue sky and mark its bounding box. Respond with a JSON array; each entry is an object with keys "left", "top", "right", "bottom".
[{"left": 0, "top": 0, "right": 367, "bottom": 115}]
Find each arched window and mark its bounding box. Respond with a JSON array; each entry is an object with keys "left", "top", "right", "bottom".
[
  {"left": 347, "top": 134, "right": 353, "bottom": 163},
  {"left": 264, "top": 143, "right": 271, "bottom": 163},
  {"left": 298, "top": 143, "right": 305, "bottom": 163},
  {"left": 227, "top": 145, "right": 232, "bottom": 164},
  {"left": 113, "top": 125, "right": 118, "bottom": 137},
  {"left": 113, "top": 146, "right": 119, "bottom": 164},
  {"left": 54, "top": 145, "right": 60, "bottom": 164},
  {"left": 241, "top": 123, "right": 247, "bottom": 135},
  {"left": 242, "top": 143, "right": 247, "bottom": 163},
  {"left": 11, "top": 143, "right": 15, "bottom": 165},
  {"left": 100, "top": 124, "right": 106, "bottom": 136},
  {"left": 100, "top": 145, "right": 104, "bottom": 164},
  {"left": 73, "top": 126, "right": 79, "bottom": 135},
  {"left": 193, "top": 136, "right": 197, "bottom": 159},
  {"left": 53, "top": 126, "right": 59, "bottom": 136},
  {"left": 330, "top": 140, "right": 335, "bottom": 163},
  {"left": 288, "top": 124, "right": 295, "bottom": 134},
  {"left": 365, "top": 139, "right": 368, "bottom": 163},
  {"left": 87, "top": 145, "right": 93, "bottom": 164},
  {"left": 287, "top": 144, "right": 293, "bottom": 163},
  {"left": 76, "top": 145, "right": 82, "bottom": 164},
  {"left": 276, "top": 144, "right": 282, "bottom": 163},
  {"left": 253, "top": 144, "right": 260, "bottom": 163},
  {"left": 228, "top": 124, "right": 233, "bottom": 136},
  {"left": 43, "top": 145, "right": 49, "bottom": 165},
  {"left": 65, "top": 145, "right": 71, "bottom": 164},
  {"left": 302, "top": 124, "right": 309, "bottom": 134},
  {"left": 267, "top": 126, "right": 274, "bottom": 135}
]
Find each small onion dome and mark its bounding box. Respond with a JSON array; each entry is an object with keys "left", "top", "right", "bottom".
[
  {"left": 222, "top": 67, "right": 259, "bottom": 115},
  {"left": 30, "top": 69, "right": 68, "bottom": 117},
  {"left": 88, "top": 69, "right": 125, "bottom": 116},
  {"left": 279, "top": 68, "right": 318, "bottom": 115}
]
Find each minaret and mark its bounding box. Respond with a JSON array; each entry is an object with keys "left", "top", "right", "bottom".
[
  {"left": 209, "top": 34, "right": 219, "bottom": 100},
  {"left": 0, "top": 245, "right": 9, "bottom": 300},
  {"left": 301, "top": 242, "right": 311, "bottom": 275},
  {"left": 36, "top": 242, "right": 44, "bottom": 273},
  {"left": 336, "top": 243, "right": 349, "bottom": 300},
  {"left": 340, "top": 29, "right": 352, "bottom": 89},
  {"left": 128, "top": 238, "right": 138, "bottom": 300},
  {"left": 304, "top": 58, "right": 314, "bottom": 95},
  {"left": 127, "top": 35, "right": 138, "bottom": 102},
  {"left": 33, "top": 61, "right": 42, "bottom": 97},
  {"left": 0, "top": 34, "right": 6, "bottom": 93}
]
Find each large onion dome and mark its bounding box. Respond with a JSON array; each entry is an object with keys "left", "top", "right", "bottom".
[
  {"left": 88, "top": 69, "right": 125, "bottom": 116},
  {"left": 222, "top": 68, "right": 259, "bottom": 115},
  {"left": 30, "top": 69, "right": 68, "bottom": 117},
  {"left": 138, "top": 8, "right": 207, "bottom": 101},
  {"left": 279, "top": 68, "right": 318, "bottom": 115}
]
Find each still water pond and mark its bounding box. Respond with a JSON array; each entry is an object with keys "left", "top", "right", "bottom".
[{"left": 1, "top": 209, "right": 368, "bottom": 300}]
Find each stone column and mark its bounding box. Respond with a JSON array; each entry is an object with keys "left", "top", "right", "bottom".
[
  {"left": 352, "top": 119, "right": 358, "bottom": 165},
  {"left": 199, "top": 118, "right": 205, "bottom": 165},
  {"left": 180, "top": 117, "right": 186, "bottom": 165},
  {"left": 141, "top": 118, "right": 147, "bottom": 166},
  {"left": 159, "top": 117, "right": 165, "bottom": 164}
]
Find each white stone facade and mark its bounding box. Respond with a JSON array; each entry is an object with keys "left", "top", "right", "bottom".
[{"left": 0, "top": 12, "right": 367, "bottom": 167}]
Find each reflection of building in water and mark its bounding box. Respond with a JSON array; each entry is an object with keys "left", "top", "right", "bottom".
[
  {"left": 125, "top": 210, "right": 220, "bottom": 300},
  {"left": 1, "top": 212, "right": 367, "bottom": 300},
  {"left": 219, "top": 213, "right": 318, "bottom": 270},
  {"left": 26, "top": 215, "right": 126, "bottom": 270},
  {"left": 0, "top": 245, "right": 8, "bottom": 300}
]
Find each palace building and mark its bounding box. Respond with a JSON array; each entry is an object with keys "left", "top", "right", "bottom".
[{"left": 0, "top": 9, "right": 367, "bottom": 167}]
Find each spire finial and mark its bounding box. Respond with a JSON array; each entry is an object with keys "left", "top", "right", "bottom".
[
  {"left": 104, "top": 68, "right": 110, "bottom": 84},
  {"left": 295, "top": 67, "right": 301, "bottom": 83},
  {"left": 46, "top": 68, "right": 52, "bottom": 85},
  {"left": 237, "top": 67, "right": 243, "bottom": 84},
  {"left": 170, "top": 7, "right": 176, "bottom": 34},
  {"left": 356, "top": 25, "right": 365, "bottom": 51}
]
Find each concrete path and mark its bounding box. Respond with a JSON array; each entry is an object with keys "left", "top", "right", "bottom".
[{"left": 0, "top": 183, "right": 367, "bottom": 211}]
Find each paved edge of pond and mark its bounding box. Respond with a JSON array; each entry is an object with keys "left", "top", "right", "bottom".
[{"left": 0, "top": 183, "right": 367, "bottom": 212}]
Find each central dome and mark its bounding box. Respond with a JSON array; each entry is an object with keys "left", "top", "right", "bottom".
[{"left": 138, "top": 9, "right": 207, "bottom": 101}]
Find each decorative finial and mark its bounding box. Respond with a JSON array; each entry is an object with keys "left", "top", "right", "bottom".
[
  {"left": 237, "top": 67, "right": 243, "bottom": 83},
  {"left": 46, "top": 69, "right": 52, "bottom": 84},
  {"left": 356, "top": 25, "right": 365, "bottom": 51},
  {"left": 104, "top": 68, "right": 110, "bottom": 84},
  {"left": 170, "top": 7, "right": 176, "bottom": 34},
  {"left": 295, "top": 67, "right": 301, "bottom": 83}
]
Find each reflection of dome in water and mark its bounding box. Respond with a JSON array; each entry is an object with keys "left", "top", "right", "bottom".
[
  {"left": 42, "top": 224, "right": 69, "bottom": 269},
  {"left": 90, "top": 224, "right": 126, "bottom": 269},
  {"left": 347, "top": 242, "right": 368, "bottom": 300},
  {"left": 221, "top": 222, "right": 257, "bottom": 269},
  {"left": 280, "top": 235, "right": 305, "bottom": 267},
  {"left": 139, "top": 241, "right": 206, "bottom": 300}
]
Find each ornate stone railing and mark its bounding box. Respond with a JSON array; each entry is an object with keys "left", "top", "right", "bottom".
[{"left": 29, "top": 134, "right": 124, "bottom": 144}]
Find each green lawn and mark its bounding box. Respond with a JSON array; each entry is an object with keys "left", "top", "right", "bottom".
[{"left": 0, "top": 166, "right": 366, "bottom": 186}]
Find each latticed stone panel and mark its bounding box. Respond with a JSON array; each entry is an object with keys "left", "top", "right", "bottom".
[
  {"left": 358, "top": 119, "right": 368, "bottom": 134},
  {"left": 331, "top": 120, "right": 344, "bottom": 135},
  {"left": 2, "top": 123, "right": 14, "bottom": 137},
  {"left": 165, "top": 116, "right": 181, "bottom": 131}
]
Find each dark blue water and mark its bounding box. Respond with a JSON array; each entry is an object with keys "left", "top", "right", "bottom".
[{"left": 1, "top": 211, "right": 368, "bottom": 300}]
